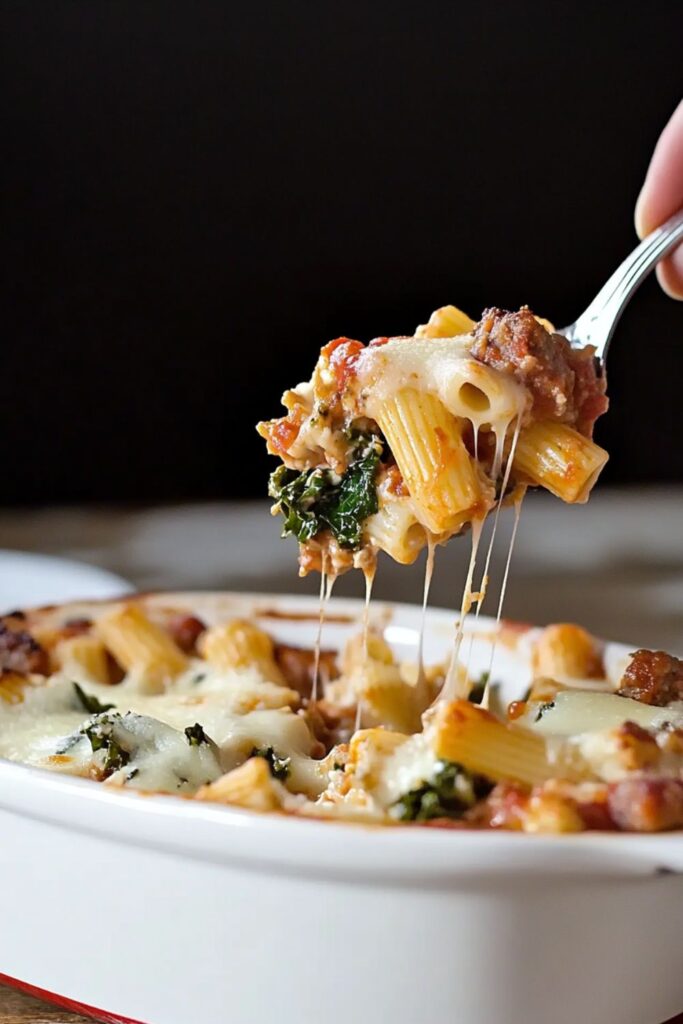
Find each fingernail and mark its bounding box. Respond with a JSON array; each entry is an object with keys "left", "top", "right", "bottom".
[{"left": 634, "top": 187, "right": 649, "bottom": 239}]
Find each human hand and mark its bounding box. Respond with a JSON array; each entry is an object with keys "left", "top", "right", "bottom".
[{"left": 635, "top": 99, "right": 683, "bottom": 299}]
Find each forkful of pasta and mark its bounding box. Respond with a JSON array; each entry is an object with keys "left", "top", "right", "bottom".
[
  {"left": 257, "top": 210, "right": 682, "bottom": 596},
  {"left": 258, "top": 304, "right": 608, "bottom": 580}
]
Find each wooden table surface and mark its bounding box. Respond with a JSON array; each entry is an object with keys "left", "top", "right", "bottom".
[
  {"left": 1, "top": 984, "right": 682, "bottom": 1024},
  {"left": 0, "top": 985, "right": 88, "bottom": 1022}
]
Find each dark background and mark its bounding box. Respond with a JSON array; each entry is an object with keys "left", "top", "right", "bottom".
[{"left": 2, "top": 1, "right": 682, "bottom": 506}]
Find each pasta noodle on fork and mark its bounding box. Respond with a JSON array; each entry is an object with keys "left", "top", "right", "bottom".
[
  {"left": 512, "top": 420, "right": 608, "bottom": 503},
  {"left": 415, "top": 303, "right": 476, "bottom": 339},
  {"left": 374, "top": 388, "right": 491, "bottom": 536},
  {"left": 258, "top": 301, "right": 609, "bottom": 714},
  {"left": 258, "top": 303, "right": 608, "bottom": 580},
  {"left": 364, "top": 498, "right": 427, "bottom": 566}
]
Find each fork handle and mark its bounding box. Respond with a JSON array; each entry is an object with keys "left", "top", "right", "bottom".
[{"left": 563, "top": 207, "right": 683, "bottom": 361}]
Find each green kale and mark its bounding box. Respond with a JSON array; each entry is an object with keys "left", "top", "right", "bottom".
[
  {"left": 268, "top": 434, "right": 382, "bottom": 550},
  {"left": 55, "top": 732, "right": 83, "bottom": 755},
  {"left": 534, "top": 701, "right": 555, "bottom": 722},
  {"left": 323, "top": 438, "right": 382, "bottom": 546},
  {"left": 391, "top": 760, "right": 492, "bottom": 822},
  {"left": 82, "top": 715, "right": 130, "bottom": 777},
  {"left": 73, "top": 682, "right": 115, "bottom": 715},
  {"left": 468, "top": 672, "right": 489, "bottom": 705},
  {"left": 185, "top": 722, "right": 209, "bottom": 747},
  {"left": 250, "top": 745, "right": 291, "bottom": 782},
  {"left": 268, "top": 465, "right": 331, "bottom": 543}
]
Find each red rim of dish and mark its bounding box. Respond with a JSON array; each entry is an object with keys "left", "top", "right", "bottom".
[
  {"left": 0, "top": 972, "right": 146, "bottom": 1024},
  {"left": 2, "top": 970, "right": 683, "bottom": 1023}
]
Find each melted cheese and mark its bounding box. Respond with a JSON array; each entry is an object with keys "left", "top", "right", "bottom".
[
  {"left": 355, "top": 336, "right": 531, "bottom": 701},
  {"left": 89, "top": 714, "right": 222, "bottom": 793},
  {"left": 373, "top": 734, "right": 438, "bottom": 809},
  {"left": 0, "top": 670, "right": 327, "bottom": 799},
  {"left": 323, "top": 732, "right": 437, "bottom": 814},
  {"left": 355, "top": 336, "right": 528, "bottom": 430},
  {"left": 526, "top": 690, "right": 683, "bottom": 736}
]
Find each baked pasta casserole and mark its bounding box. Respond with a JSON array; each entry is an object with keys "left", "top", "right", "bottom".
[
  {"left": 3, "top": 303, "right": 676, "bottom": 835},
  {"left": 2, "top": 596, "right": 683, "bottom": 834}
]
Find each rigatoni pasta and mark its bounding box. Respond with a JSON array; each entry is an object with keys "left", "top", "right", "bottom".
[
  {"left": 0, "top": 672, "right": 33, "bottom": 705},
  {"left": 330, "top": 632, "right": 429, "bottom": 734},
  {"left": 199, "top": 619, "right": 287, "bottom": 685},
  {"left": 195, "top": 758, "right": 285, "bottom": 811},
  {"left": 415, "top": 304, "right": 475, "bottom": 339},
  {"left": 55, "top": 635, "right": 111, "bottom": 685},
  {"left": 512, "top": 421, "right": 608, "bottom": 503},
  {"left": 428, "top": 699, "right": 553, "bottom": 786},
  {"left": 3, "top": 593, "right": 683, "bottom": 834},
  {"left": 96, "top": 604, "right": 187, "bottom": 691},
  {"left": 258, "top": 303, "right": 608, "bottom": 578},
  {"left": 374, "top": 388, "right": 489, "bottom": 535},
  {"left": 531, "top": 623, "right": 605, "bottom": 681},
  {"left": 364, "top": 499, "right": 426, "bottom": 564}
]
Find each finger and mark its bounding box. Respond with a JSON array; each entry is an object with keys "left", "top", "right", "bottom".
[
  {"left": 635, "top": 99, "right": 683, "bottom": 299},
  {"left": 655, "top": 249, "right": 683, "bottom": 301},
  {"left": 635, "top": 98, "right": 683, "bottom": 238}
]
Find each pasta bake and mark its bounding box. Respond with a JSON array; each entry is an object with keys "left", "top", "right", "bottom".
[
  {"left": 3, "top": 594, "right": 683, "bottom": 834},
  {"left": 4, "top": 304, "right": 677, "bottom": 836}
]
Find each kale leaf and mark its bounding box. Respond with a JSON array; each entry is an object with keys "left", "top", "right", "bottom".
[
  {"left": 185, "top": 722, "right": 209, "bottom": 747},
  {"left": 73, "top": 681, "right": 115, "bottom": 715},
  {"left": 323, "top": 438, "right": 382, "bottom": 546},
  {"left": 468, "top": 672, "right": 489, "bottom": 705},
  {"left": 391, "top": 760, "right": 492, "bottom": 822},
  {"left": 250, "top": 745, "right": 291, "bottom": 782},
  {"left": 534, "top": 700, "right": 555, "bottom": 722},
  {"left": 268, "top": 465, "right": 331, "bottom": 543},
  {"left": 268, "top": 434, "right": 382, "bottom": 550},
  {"left": 82, "top": 714, "right": 130, "bottom": 777}
]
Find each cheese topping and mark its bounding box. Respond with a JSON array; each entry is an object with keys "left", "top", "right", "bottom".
[
  {"left": 526, "top": 691, "right": 683, "bottom": 736},
  {"left": 355, "top": 336, "right": 529, "bottom": 430},
  {"left": 0, "top": 671, "right": 326, "bottom": 798}
]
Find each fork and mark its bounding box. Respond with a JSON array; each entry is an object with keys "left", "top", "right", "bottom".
[{"left": 560, "top": 207, "right": 683, "bottom": 364}]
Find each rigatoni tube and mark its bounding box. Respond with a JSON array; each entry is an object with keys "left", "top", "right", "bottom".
[
  {"left": 512, "top": 421, "right": 608, "bottom": 503},
  {"left": 55, "top": 634, "right": 111, "bottom": 685},
  {"left": 96, "top": 605, "right": 187, "bottom": 691},
  {"left": 428, "top": 700, "right": 553, "bottom": 786},
  {"left": 199, "top": 619, "right": 286, "bottom": 686},
  {"left": 374, "top": 389, "right": 490, "bottom": 535},
  {"left": 415, "top": 304, "right": 476, "bottom": 339},
  {"left": 364, "top": 498, "right": 427, "bottom": 565}
]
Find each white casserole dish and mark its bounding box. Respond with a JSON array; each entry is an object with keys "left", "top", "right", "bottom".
[{"left": 0, "top": 591, "right": 682, "bottom": 1024}]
